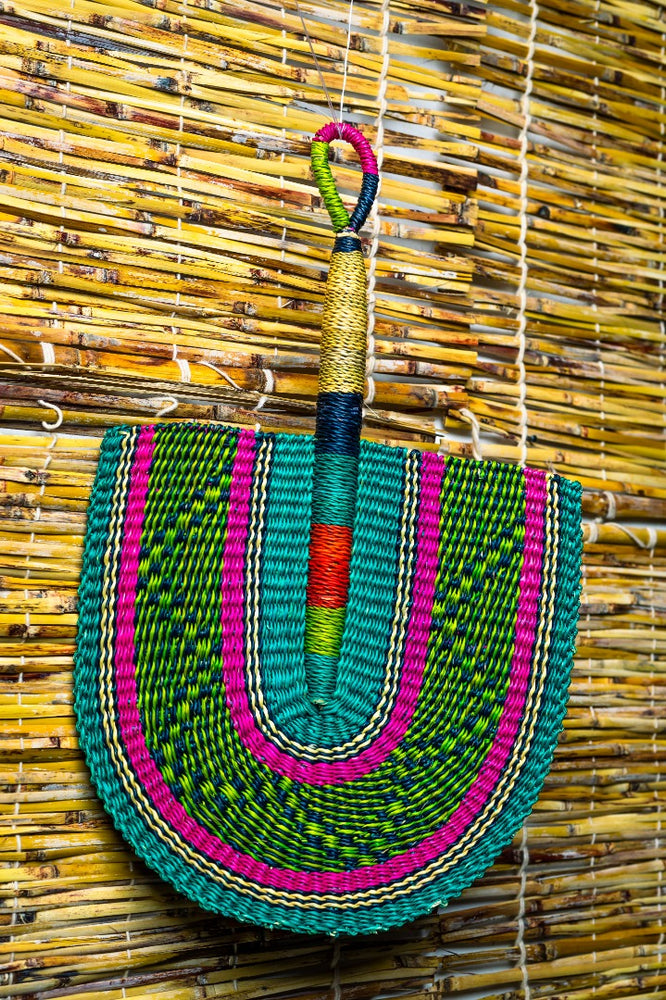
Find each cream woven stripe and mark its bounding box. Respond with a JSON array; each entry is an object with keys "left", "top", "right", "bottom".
[{"left": 516, "top": 473, "right": 559, "bottom": 1000}]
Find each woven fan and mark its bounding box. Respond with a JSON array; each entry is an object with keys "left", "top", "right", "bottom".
[{"left": 74, "top": 123, "right": 583, "bottom": 936}]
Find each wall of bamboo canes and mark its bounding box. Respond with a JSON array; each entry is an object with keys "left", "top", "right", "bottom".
[{"left": 0, "top": 0, "right": 664, "bottom": 996}]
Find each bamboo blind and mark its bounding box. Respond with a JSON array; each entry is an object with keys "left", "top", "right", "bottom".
[{"left": 0, "top": 0, "right": 665, "bottom": 996}]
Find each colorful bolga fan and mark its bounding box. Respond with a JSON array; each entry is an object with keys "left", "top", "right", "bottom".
[{"left": 74, "top": 123, "right": 583, "bottom": 935}]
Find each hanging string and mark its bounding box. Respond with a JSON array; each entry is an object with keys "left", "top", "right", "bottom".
[
  {"left": 293, "top": 0, "right": 355, "bottom": 135},
  {"left": 339, "top": 0, "right": 355, "bottom": 123},
  {"left": 294, "top": 0, "right": 338, "bottom": 124}
]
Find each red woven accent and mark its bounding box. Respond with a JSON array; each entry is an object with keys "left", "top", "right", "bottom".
[{"left": 306, "top": 523, "right": 353, "bottom": 608}]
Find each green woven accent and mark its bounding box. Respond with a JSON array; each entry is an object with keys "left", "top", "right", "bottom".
[
  {"left": 73, "top": 429, "right": 270, "bottom": 932},
  {"left": 418, "top": 459, "right": 523, "bottom": 759},
  {"left": 465, "top": 472, "right": 583, "bottom": 877},
  {"left": 311, "top": 141, "right": 351, "bottom": 232},
  {"left": 134, "top": 424, "right": 237, "bottom": 800}
]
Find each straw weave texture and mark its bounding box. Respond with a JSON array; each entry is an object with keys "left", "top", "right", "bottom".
[{"left": 0, "top": 0, "right": 664, "bottom": 995}]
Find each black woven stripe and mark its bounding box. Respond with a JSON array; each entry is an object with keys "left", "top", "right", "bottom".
[
  {"left": 349, "top": 173, "right": 379, "bottom": 232},
  {"left": 315, "top": 392, "right": 363, "bottom": 457},
  {"left": 334, "top": 235, "right": 363, "bottom": 253}
]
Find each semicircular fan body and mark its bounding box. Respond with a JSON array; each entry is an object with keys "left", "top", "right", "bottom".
[{"left": 74, "top": 124, "right": 582, "bottom": 936}]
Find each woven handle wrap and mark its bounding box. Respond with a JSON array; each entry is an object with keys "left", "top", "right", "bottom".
[{"left": 304, "top": 123, "right": 379, "bottom": 707}]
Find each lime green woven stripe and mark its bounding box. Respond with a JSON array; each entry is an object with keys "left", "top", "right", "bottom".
[
  {"left": 304, "top": 606, "right": 346, "bottom": 657},
  {"left": 311, "top": 141, "right": 351, "bottom": 232}
]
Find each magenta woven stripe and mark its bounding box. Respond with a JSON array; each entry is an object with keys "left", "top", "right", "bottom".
[
  {"left": 112, "top": 436, "right": 547, "bottom": 894},
  {"left": 220, "top": 428, "right": 256, "bottom": 721},
  {"left": 220, "top": 447, "right": 444, "bottom": 785},
  {"left": 313, "top": 121, "right": 379, "bottom": 174},
  {"left": 114, "top": 425, "right": 155, "bottom": 738}
]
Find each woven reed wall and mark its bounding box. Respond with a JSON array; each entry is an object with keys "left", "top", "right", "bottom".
[{"left": 1, "top": 0, "right": 665, "bottom": 996}]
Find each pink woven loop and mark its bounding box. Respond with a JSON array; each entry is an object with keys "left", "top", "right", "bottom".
[{"left": 313, "top": 121, "right": 379, "bottom": 175}]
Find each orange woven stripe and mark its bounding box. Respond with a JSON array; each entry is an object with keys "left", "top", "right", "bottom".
[{"left": 306, "top": 523, "right": 353, "bottom": 609}]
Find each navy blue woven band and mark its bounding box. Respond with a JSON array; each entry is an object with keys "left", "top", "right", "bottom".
[{"left": 314, "top": 392, "right": 363, "bottom": 457}]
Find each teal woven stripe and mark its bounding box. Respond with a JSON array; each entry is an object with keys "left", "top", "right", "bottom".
[
  {"left": 311, "top": 453, "right": 358, "bottom": 528},
  {"left": 74, "top": 426, "right": 128, "bottom": 725},
  {"left": 304, "top": 653, "right": 339, "bottom": 706},
  {"left": 549, "top": 474, "right": 583, "bottom": 707}
]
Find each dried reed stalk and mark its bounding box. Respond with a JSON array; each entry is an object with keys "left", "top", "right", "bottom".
[{"left": 0, "top": 0, "right": 664, "bottom": 996}]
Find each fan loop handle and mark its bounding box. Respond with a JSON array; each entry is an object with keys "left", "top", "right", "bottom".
[{"left": 311, "top": 121, "right": 379, "bottom": 232}]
